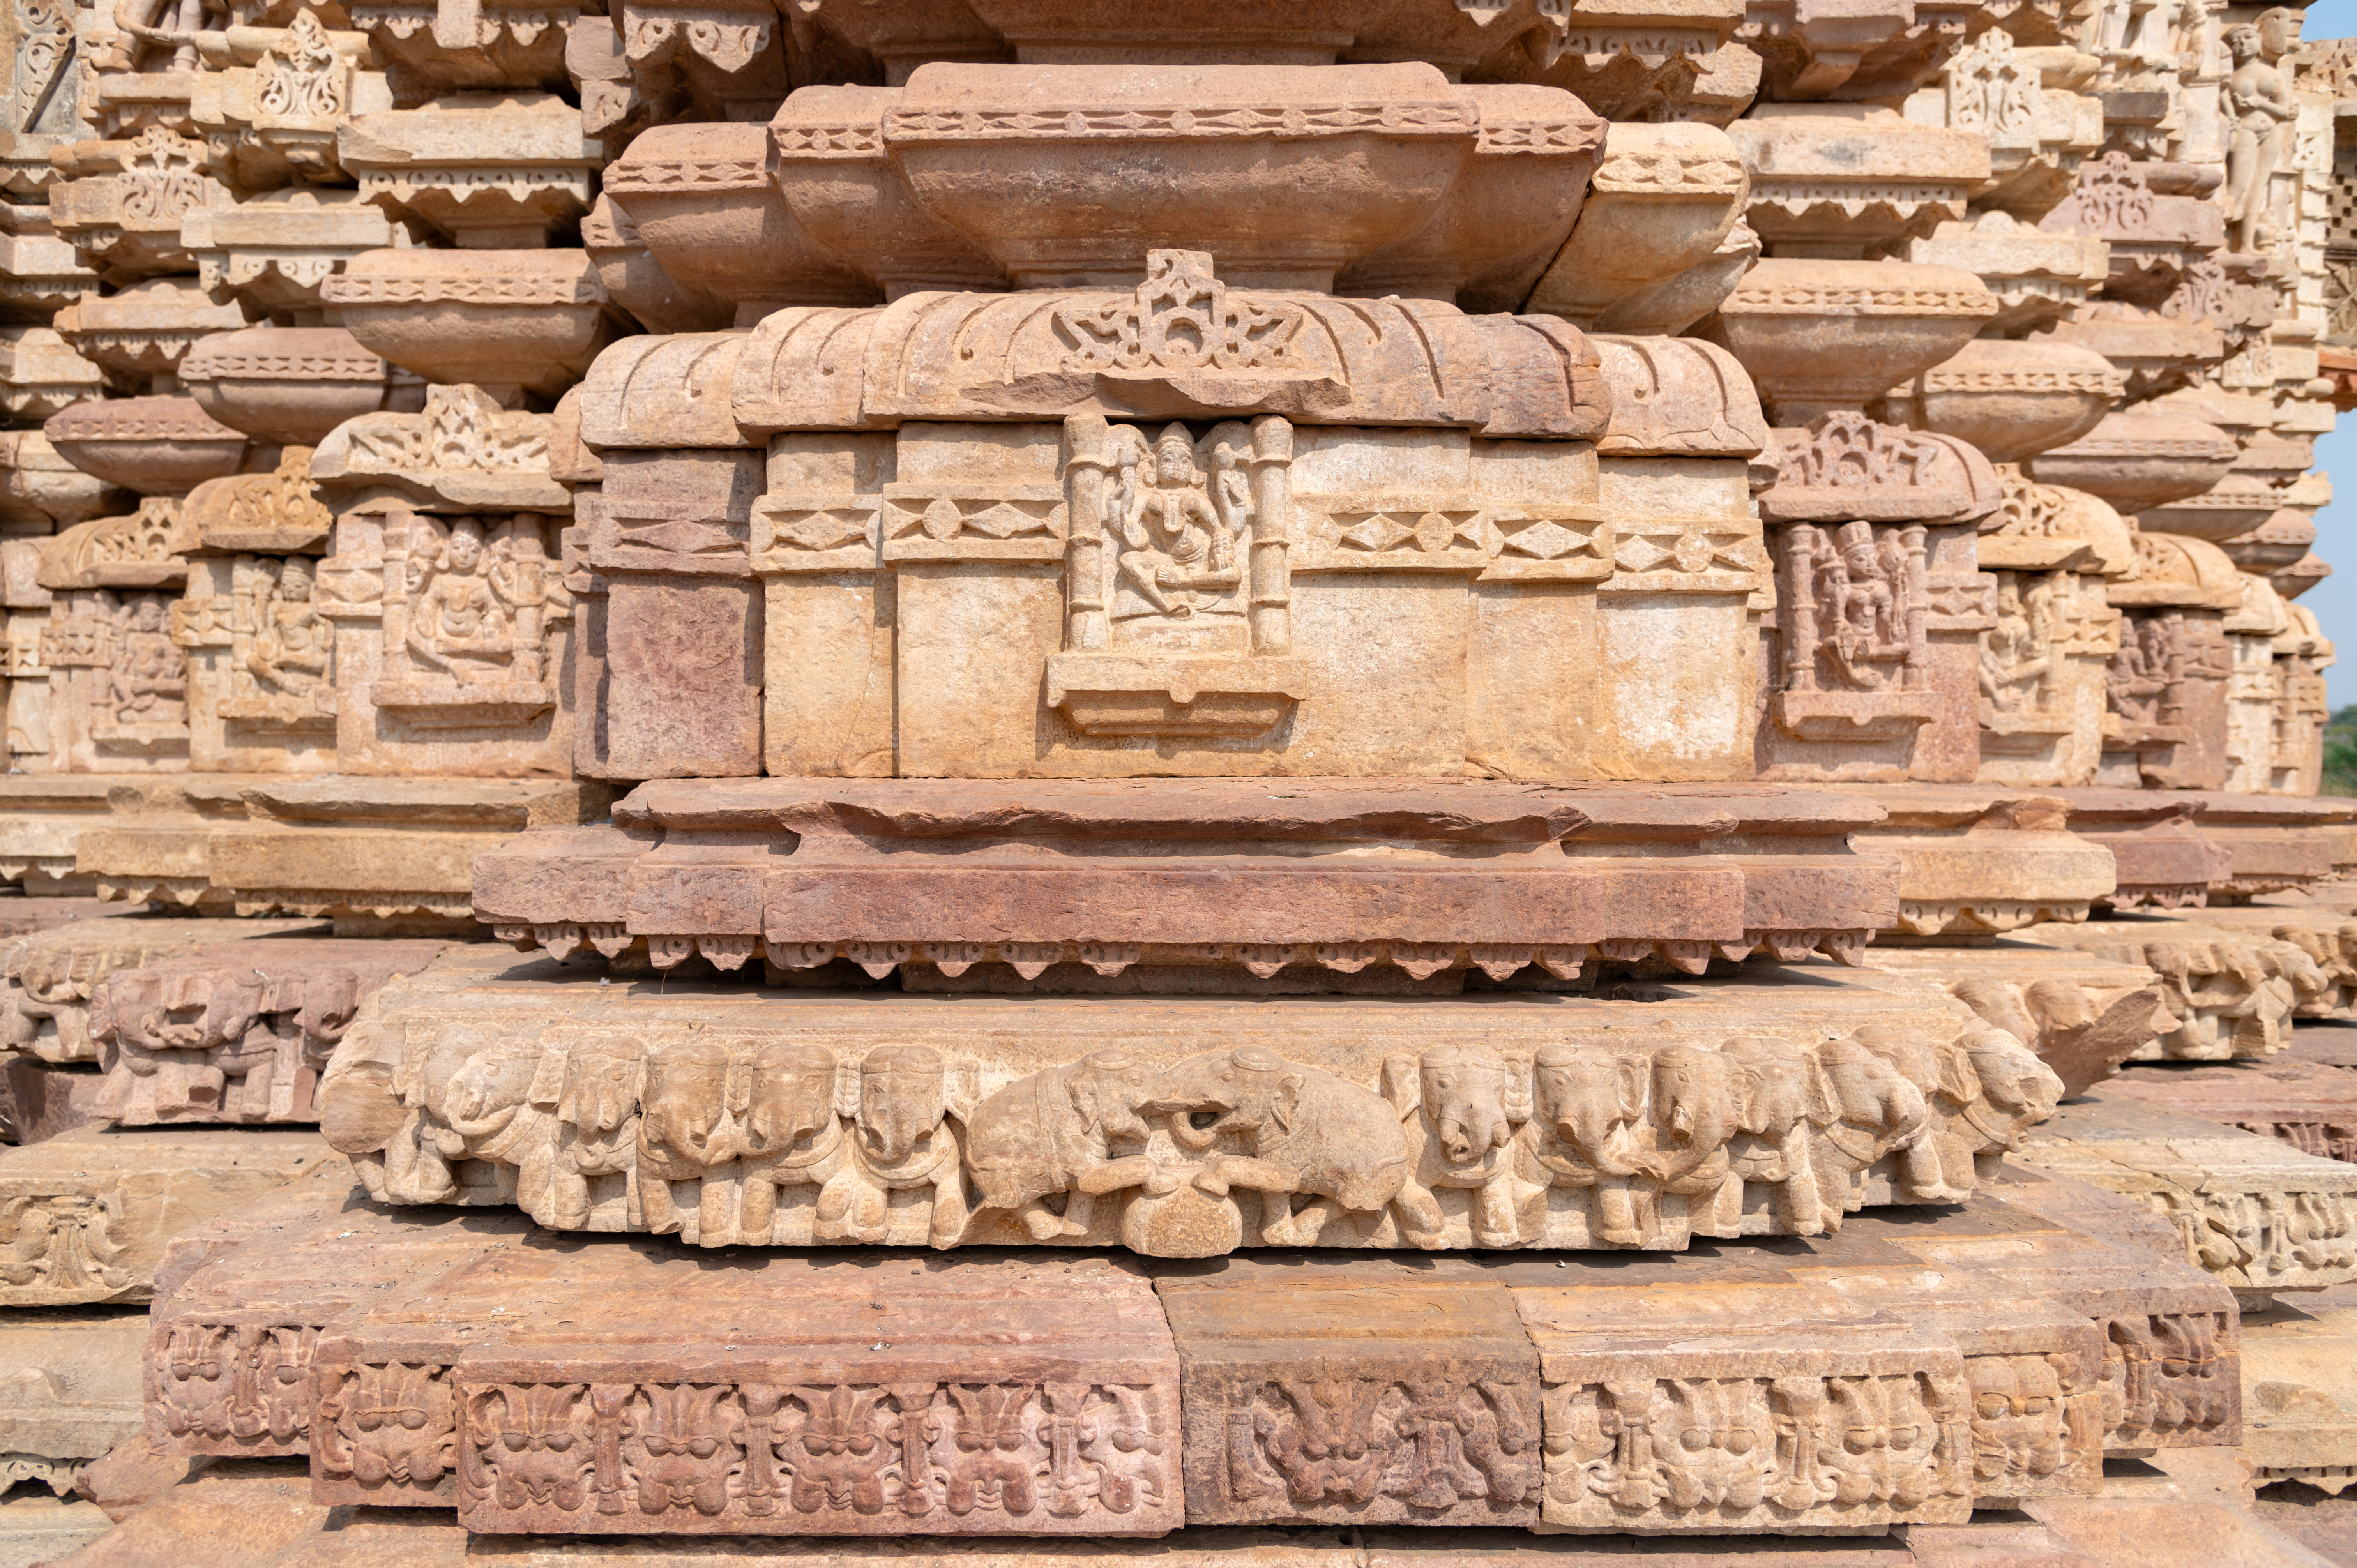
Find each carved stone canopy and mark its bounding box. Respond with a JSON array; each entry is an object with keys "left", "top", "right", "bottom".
[{"left": 1757, "top": 413, "right": 2004, "bottom": 526}]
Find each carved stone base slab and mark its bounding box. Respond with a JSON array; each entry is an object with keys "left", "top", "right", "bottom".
[
  {"left": 1863, "top": 941, "right": 2170, "bottom": 1096},
  {"left": 1835, "top": 786, "right": 2120, "bottom": 940},
  {"left": 318, "top": 945, "right": 2063, "bottom": 1255},
  {"left": 474, "top": 779, "right": 1903, "bottom": 986},
  {"left": 2148, "top": 906, "right": 2357, "bottom": 1021},
  {"left": 2012, "top": 1091, "right": 2357, "bottom": 1298},
  {"left": 0, "top": 1125, "right": 332, "bottom": 1305},
  {"left": 0, "top": 898, "right": 129, "bottom": 940},
  {"left": 2, "top": 916, "right": 328, "bottom": 1066},
  {"left": 2057, "top": 790, "right": 2357, "bottom": 908},
  {"left": 0, "top": 775, "right": 613, "bottom": 928},
  {"left": 2097, "top": 1061, "right": 2357, "bottom": 1167},
  {"left": 2239, "top": 1297, "right": 2357, "bottom": 1494},
  {"left": 2015, "top": 919, "right": 2323, "bottom": 1065},
  {"left": 0, "top": 1059, "right": 101, "bottom": 1145},
  {"left": 87, "top": 936, "right": 449, "bottom": 1125},
  {"left": 0, "top": 1309, "right": 148, "bottom": 1497}
]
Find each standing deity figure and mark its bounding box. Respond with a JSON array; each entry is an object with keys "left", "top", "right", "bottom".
[
  {"left": 2224, "top": 23, "right": 2294, "bottom": 252},
  {"left": 108, "top": 597, "right": 186, "bottom": 726},
  {"left": 1981, "top": 579, "right": 2053, "bottom": 717},
  {"left": 247, "top": 559, "right": 330, "bottom": 698}
]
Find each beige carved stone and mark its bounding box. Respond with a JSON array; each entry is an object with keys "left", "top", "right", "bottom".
[
  {"left": 336, "top": 92, "right": 604, "bottom": 249},
  {"left": 2016, "top": 919, "right": 2325, "bottom": 1065},
  {"left": 0, "top": 1124, "right": 329, "bottom": 1304},
  {"left": 0, "top": 1311, "right": 148, "bottom": 1498},
  {"left": 0, "top": 915, "right": 322, "bottom": 1065},
  {"left": 1702, "top": 259, "right": 1998, "bottom": 427},
  {"left": 1729, "top": 106, "right": 1991, "bottom": 257},
  {"left": 0, "top": 327, "right": 105, "bottom": 421},
  {"left": 178, "top": 187, "right": 401, "bottom": 325},
  {"left": 2239, "top": 1295, "right": 2357, "bottom": 1494},
  {"left": 322, "top": 249, "right": 627, "bottom": 400},
  {"left": 2014, "top": 1091, "right": 2357, "bottom": 1300},
  {"left": 177, "top": 327, "right": 415, "bottom": 449},
  {"left": 1903, "top": 213, "right": 2114, "bottom": 336},
  {"left": 1522, "top": 122, "right": 1750, "bottom": 332},
  {"left": 1839, "top": 786, "right": 2119, "bottom": 939},
  {"left": 1972, "top": 476, "right": 2133, "bottom": 789},
  {"left": 1864, "top": 940, "right": 2171, "bottom": 1096},
  {"left": 316, "top": 943, "right": 2060, "bottom": 1255}
]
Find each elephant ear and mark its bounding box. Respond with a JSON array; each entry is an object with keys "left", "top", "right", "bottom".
[
  {"left": 1380, "top": 1053, "right": 1420, "bottom": 1118},
  {"left": 1933, "top": 1037, "right": 1980, "bottom": 1107},
  {"left": 526, "top": 1042, "right": 570, "bottom": 1111},
  {"left": 1273, "top": 1072, "right": 1304, "bottom": 1134},
  {"left": 943, "top": 1062, "right": 980, "bottom": 1124},
  {"left": 1613, "top": 1054, "right": 1647, "bottom": 1123},
  {"left": 1803, "top": 1051, "right": 1840, "bottom": 1128}
]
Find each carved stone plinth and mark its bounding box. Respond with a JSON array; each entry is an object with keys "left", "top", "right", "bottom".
[
  {"left": 2152, "top": 793, "right": 2357, "bottom": 904},
  {"left": 148, "top": 1192, "right": 531, "bottom": 1459},
  {"left": 179, "top": 187, "right": 401, "bottom": 324},
  {"left": 87, "top": 936, "right": 447, "bottom": 1124},
  {"left": 474, "top": 779, "right": 1901, "bottom": 984},
  {"left": 2239, "top": 1298, "right": 2357, "bottom": 1494},
  {"left": 337, "top": 93, "right": 604, "bottom": 249},
  {"left": 1, "top": 915, "right": 326, "bottom": 1065},
  {"left": 2049, "top": 793, "right": 2233, "bottom": 911},
  {"left": 1863, "top": 940, "right": 2170, "bottom": 1097},
  {"left": 2150, "top": 904, "right": 2357, "bottom": 1018},
  {"left": 0, "top": 774, "right": 611, "bottom": 927},
  {"left": 2016, "top": 919, "right": 2325, "bottom": 1066},
  {"left": 312, "top": 1247, "right": 1186, "bottom": 1536},
  {"left": 316, "top": 943, "right": 2060, "bottom": 1255},
  {"left": 2097, "top": 1061, "right": 2357, "bottom": 1166},
  {"left": 2013, "top": 1091, "right": 2357, "bottom": 1299},
  {"left": 0, "top": 1310, "right": 148, "bottom": 1497},
  {"left": 1835, "top": 785, "right": 2120, "bottom": 939},
  {"left": 0, "top": 1125, "right": 330, "bottom": 1304}
]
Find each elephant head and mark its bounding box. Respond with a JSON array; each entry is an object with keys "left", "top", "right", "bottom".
[
  {"left": 1720, "top": 1035, "right": 1829, "bottom": 1139},
  {"left": 1814, "top": 1037, "right": 1928, "bottom": 1141},
  {"left": 638, "top": 1038, "right": 731, "bottom": 1176},
  {"left": 1416, "top": 1046, "right": 1528, "bottom": 1167},
  {"left": 743, "top": 1041, "right": 841, "bottom": 1156},
  {"left": 1062, "top": 1050, "right": 1159, "bottom": 1148},
  {"left": 1854, "top": 1024, "right": 1975, "bottom": 1109},
  {"left": 1161, "top": 1046, "right": 1304, "bottom": 1155},
  {"left": 1960, "top": 1027, "right": 2063, "bottom": 1134},
  {"left": 1946, "top": 977, "right": 2038, "bottom": 1047},
  {"left": 855, "top": 1044, "right": 948, "bottom": 1164},
  {"left": 1532, "top": 1041, "right": 1648, "bottom": 1173},
  {"left": 1649, "top": 1045, "right": 1741, "bottom": 1159}
]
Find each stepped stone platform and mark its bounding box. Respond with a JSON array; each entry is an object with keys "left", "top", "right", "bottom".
[
  {"left": 1861, "top": 941, "right": 2170, "bottom": 1095},
  {"left": 1, "top": 916, "right": 325, "bottom": 1065},
  {"left": 2014, "top": 918, "right": 2326, "bottom": 1064},
  {"left": 2241, "top": 1285, "right": 2357, "bottom": 1497},
  {"left": 1830, "top": 786, "right": 2117, "bottom": 940},
  {"left": 137, "top": 1170, "right": 2236, "bottom": 1540},
  {"left": 0, "top": 777, "right": 612, "bottom": 931},
  {"left": 2097, "top": 1060, "right": 2357, "bottom": 1165},
  {"left": 472, "top": 780, "right": 1905, "bottom": 987},
  {"left": 2058, "top": 792, "right": 2357, "bottom": 908},
  {"left": 315, "top": 946, "right": 2063, "bottom": 1254},
  {"left": 0, "top": 1308, "right": 146, "bottom": 1497},
  {"left": 2012, "top": 1091, "right": 2357, "bottom": 1300}
]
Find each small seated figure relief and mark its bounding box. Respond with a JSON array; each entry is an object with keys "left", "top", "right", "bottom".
[
  {"left": 106, "top": 595, "right": 187, "bottom": 731},
  {"left": 391, "top": 516, "right": 567, "bottom": 693},
  {"left": 1104, "top": 422, "right": 1250, "bottom": 625}
]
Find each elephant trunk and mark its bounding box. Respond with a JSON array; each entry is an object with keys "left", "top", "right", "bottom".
[{"left": 1168, "top": 1110, "right": 1219, "bottom": 1152}]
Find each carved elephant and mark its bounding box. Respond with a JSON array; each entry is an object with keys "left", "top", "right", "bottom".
[
  {"left": 1386, "top": 1045, "right": 1541, "bottom": 1248},
  {"left": 1153, "top": 1045, "right": 1408, "bottom": 1245},
  {"left": 1527, "top": 1041, "right": 1655, "bottom": 1246},
  {"left": 816, "top": 1044, "right": 968, "bottom": 1248},
  {"left": 728, "top": 1040, "right": 848, "bottom": 1245},
  {"left": 1854, "top": 1024, "right": 1977, "bottom": 1203},
  {"left": 965, "top": 1050, "right": 1168, "bottom": 1242}
]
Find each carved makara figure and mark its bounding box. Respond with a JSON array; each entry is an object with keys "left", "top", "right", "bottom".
[
  {"left": 155, "top": 1323, "right": 314, "bottom": 1446},
  {"left": 1387, "top": 1047, "right": 1542, "bottom": 1248},
  {"left": 1153, "top": 1046, "right": 1409, "bottom": 1247},
  {"left": 1966, "top": 1355, "right": 2068, "bottom": 1491},
  {"left": 1103, "top": 423, "right": 1250, "bottom": 623},
  {"left": 107, "top": 596, "right": 187, "bottom": 728},
  {"left": 815, "top": 1044, "right": 968, "bottom": 1248},
  {"left": 2224, "top": 23, "right": 2295, "bottom": 251},
  {"left": 1780, "top": 522, "right": 1930, "bottom": 693},
  {"left": 964, "top": 1051, "right": 1169, "bottom": 1242}
]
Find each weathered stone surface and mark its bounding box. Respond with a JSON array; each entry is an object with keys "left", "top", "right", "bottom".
[
  {"left": 1836, "top": 786, "right": 2118, "bottom": 939},
  {"left": 2013, "top": 1091, "right": 2357, "bottom": 1298},
  {"left": 2015, "top": 918, "right": 2330, "bottom": 1065},
  {"left": 1864, "top": 940, "right": 2171, "bottom": 1096},
  {"left": 2098, "top": 1061, "right": 2357, "bottom": 1166},
  {"left": 0, "top": 775, "right": 611, "bottom": 925},
  {"left": 0, "top": 1059, "right": 102, "bottom": 1144},
  {"left": 2239, "top": 1292, "right": 2357, "bottom": 1494},
  {"left": 1155, "top": 1262, "right": 1541, "bottom": 1528},
  {"left": 318, "top": 943, "right": 2058, "bottom": 1254},
  {"left": 87, "top": 936, "right": 448, "bottom": 1123},
  {"left": 2060, "top": 791, "right": 2357, "bottom": 908},
  {"left": 0, "top": 1125, "right": 331, "bottom": 1304},
  {"left": 0, "top": 1310, "right": 148, "bottom": 1496},
  {"left": 1, "top": 916, "right": 326, "bottom": 1065},
  {"left": 307, "top": 1245, "right": 1184, "bottom": 1536},
  {"left": 474, "top": 780, "right": 1900, "bottom": 983}
]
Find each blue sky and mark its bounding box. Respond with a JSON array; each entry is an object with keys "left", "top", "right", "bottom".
[{"left": 2290, "top": 0, "right": 2357, "bottom": 703}]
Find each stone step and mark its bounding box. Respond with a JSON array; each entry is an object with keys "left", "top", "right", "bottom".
[
  {"left": 0, "top": 1308, "right": 147, "bottom": 1498},
  {"left": 315, "top": 944, "right": 2067, "bottom": 1254},
  {"left": 472, "top": 778, "right": 1904, "bottom": 985},
  {"left": 2012, "top": 1090, "right": 2357, "bottom": 1301},
  {"left": 144, "top": 1175, "right": 2235, "bottom": 1538},
  {"left": 2099, "top": 1061, "right": 2357, "bottom": 1166}
]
